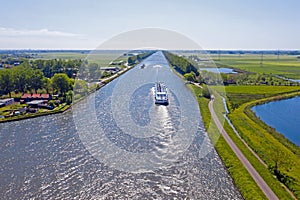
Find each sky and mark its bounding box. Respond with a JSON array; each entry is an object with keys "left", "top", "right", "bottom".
[{"left": 0, "top": 0, "right": 299, "bottom": 50}]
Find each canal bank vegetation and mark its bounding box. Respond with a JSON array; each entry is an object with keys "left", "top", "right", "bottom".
[
  {"left": 163, "top": 51, "right": 199, "bottom": 76},
  {"left": 189, "top": 85, "right": 268, "bottom": 200},
  {"left": 127, "top": 51, "right": 155, "bottom": 66},
  {"left": 213, "top": 85, "right": 300, "bottom": 199}
]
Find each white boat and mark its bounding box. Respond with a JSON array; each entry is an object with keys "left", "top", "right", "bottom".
[{"left": 154, "top": 82, "right": 169, "bottom": 105}]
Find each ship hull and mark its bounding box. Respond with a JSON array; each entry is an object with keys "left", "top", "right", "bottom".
[{"left": 154, "top": 82, "right": 169, "bottom": 105}]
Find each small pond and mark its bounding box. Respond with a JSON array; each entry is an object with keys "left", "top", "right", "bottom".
[{"left": 252, "top": 96, "right": 300, "bottom": 146}]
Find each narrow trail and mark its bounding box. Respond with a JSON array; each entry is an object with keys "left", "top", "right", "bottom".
[{"left": 209, "top": 98, "right": 279, "bottom": 200}]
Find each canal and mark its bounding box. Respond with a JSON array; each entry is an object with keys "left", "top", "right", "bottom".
[
  {"left": 252, "top": 96, "right": 300, "bottom": 146},
  {"left": 0, "top": 51, "right": 242, "bottom": 199}
]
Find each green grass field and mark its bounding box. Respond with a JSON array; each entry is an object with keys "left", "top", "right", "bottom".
[
  {"left": 33, "top": 52, "right": 128, "bottom": 67},
  {"left": 34, "top": 52, "right": 88, "bottom": 60},
  {"left": 212, "top": 54, "right": 300, "bottom": 79},
  {"left": 212, "top": 85, "right": 300, "bottom": 110}
]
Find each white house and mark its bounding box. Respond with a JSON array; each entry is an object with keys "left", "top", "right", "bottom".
[{"left": 0, "top": 98, "right": 14, "bottom": 106}]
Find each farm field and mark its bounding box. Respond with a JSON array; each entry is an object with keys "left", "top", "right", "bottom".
[
  {"left": 33, "top": 51, "right": 128, "bottom": 67},
  {"left": 211, "top": 54, "right": 300, "bottom": 79},
  {"left": 212, "top": 85, "right": 300, "bottom": 110}
]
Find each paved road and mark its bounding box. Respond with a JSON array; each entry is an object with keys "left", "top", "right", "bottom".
[{"left": 208, "top": 98, "right": 279, "bottom": 200}]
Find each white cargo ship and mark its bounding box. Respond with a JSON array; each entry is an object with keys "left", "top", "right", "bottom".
[{"left": 154, "top": 82, "right": 169, "bottom": 105}]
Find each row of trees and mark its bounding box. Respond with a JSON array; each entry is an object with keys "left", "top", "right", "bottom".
[
  {"left": 30, "top": 59, "right": 107, "bottom": 81},
  {"left": 0, "top": 66, "right": 77, "bottom": 98},
  {"left": 0, "top": 57, "right": 101, "bottom": 100},
  {"left": 163, "top": 51, "right": 199, "bottom": 76},
  {"left": 184, "top": 69, "right": 299, "bottom": 86},
  {"left": 77, "top": 63, "right": 103, "bottom": 81},
  {"left": 221, "top": 73, "right": 299, "bottom": 86},
  {"left": 29, "top": 59, "right": 83, "bottom": 78},
  {"left": 127, "top": 52, "right": 155, "bottom": 65},
  {"left": 0, "top": 66, "right": 44, "bottom": 96}
]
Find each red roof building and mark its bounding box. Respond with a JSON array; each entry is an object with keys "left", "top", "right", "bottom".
[
  {"left": 20, "top": 93, "right": 52, "bottom": 103},
  {"left": 41, "top": 94, "right": 50, "bottom": 99},
  {"left": 21, "top": 93, "right": 32, "bottom": 99},
  {"left": 31, "top": 94, "right": 41, "bottom": 98}
]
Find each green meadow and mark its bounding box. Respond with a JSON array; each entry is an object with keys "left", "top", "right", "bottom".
[
  {"left": 212, "top": 54, "right": 300, "bottom": 79},
  {"left": 34, "top": 51, "right": 128, "bottom": 67},
  {"left": 212, "top": 85, "right": 300, "bottom": 110}
]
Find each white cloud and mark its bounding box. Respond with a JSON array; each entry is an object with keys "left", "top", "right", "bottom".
[
  {"left": 0, "top": 27, "right": 91, "bottom": 49},
  {"left": 0, "top": 27, "right": 81, "bottom": 38}
]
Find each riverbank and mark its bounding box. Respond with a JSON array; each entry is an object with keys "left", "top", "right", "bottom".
[
  {"left": 190, "top": 85, "right": 269, "bottom": 199},
  {"left": 245, "top": 91, "right": 300, "bottom": 151},
  {"left": 0, "top": 104, "right": 70, "bottom": 123},
  {"left": 209, "top": 94, "right": 278, "bottom": 199},
  {"left": 0, "top": 64, "right": 136, "bottom": 123}
]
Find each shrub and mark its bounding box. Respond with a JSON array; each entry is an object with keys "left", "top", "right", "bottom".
[{"left": 74, "top": 93, "right": 82, "bottom": 101}]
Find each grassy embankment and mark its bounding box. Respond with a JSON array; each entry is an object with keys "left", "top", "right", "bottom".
[
  {"left": 0, "top": 103, "right": 70, "bottom": 123},
  {"left": 190, "top": 85, "right": 270, "bottom": 199},
  {"left": 213, "top": 85, "right": 300, "bottom": 199}
]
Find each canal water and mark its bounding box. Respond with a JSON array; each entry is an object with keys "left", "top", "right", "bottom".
[
  {"left": 0, "top": 51, "right": 242, "bottom": 199},
  {"left": 252, "top": 96, "right": 300, "bottom": 146}
]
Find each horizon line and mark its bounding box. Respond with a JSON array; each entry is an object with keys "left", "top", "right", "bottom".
[{"left": 0, "top": 48, "right": 300, "bottom": 51}]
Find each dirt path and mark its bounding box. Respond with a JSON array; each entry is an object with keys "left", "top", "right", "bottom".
[{"left": 209, "top": 98, "right": 279, "bottom": 200}]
